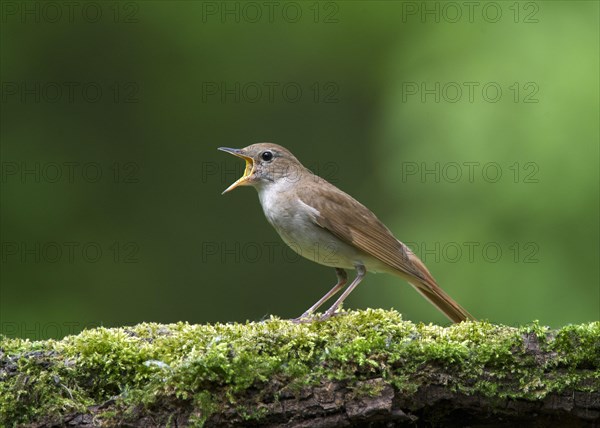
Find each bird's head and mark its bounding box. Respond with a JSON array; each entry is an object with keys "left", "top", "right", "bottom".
[{"left": 218, "top": 143, "right": 306, "bottom": 193}]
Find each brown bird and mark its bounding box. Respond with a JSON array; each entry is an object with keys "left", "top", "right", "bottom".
[{"left": 219, "top": 143, "right": 475, "bottom": 323}]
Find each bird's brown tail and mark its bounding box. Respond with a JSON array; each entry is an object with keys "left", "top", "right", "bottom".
[
  {"left": 399, "top": 245, "right": 475, "bottom": 323},
  {"left": 408, "top": 279, "right": 475, "bottom": 323}
]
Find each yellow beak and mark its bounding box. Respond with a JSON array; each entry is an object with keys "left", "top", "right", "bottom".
[{"left": 218, "top": 147, "right": 254, "bottom": 194}]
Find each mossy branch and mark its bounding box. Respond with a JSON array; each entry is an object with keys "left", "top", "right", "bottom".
[{"left": 1, "top": 309, "right": 599, "bottom": 427}]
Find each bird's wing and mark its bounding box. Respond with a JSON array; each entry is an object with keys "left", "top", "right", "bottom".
[{"left": 296, "top": 178, "right": 431, "bottom": 283}]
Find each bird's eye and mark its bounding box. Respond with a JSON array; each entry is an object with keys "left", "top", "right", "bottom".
[{"left": 261, "top": 151, "right": 273, "bottom": 162}]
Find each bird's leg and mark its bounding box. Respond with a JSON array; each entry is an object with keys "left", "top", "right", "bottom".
[
  {"left": 320, "top": 265, "right": 366, "bottom": 321},
  {"left": 292, "top": 268, "right": 347, "bottom": 323}
]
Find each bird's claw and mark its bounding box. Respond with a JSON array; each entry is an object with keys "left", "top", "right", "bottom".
[
  {"left": 319, "top": 310, "right": 342, "bottom": 321},
  {"left": 291, "top": 310, "right": 345, "bottom": 323},
  {"left": 291, "top": 313, "right": 317, "bottom": 324}
]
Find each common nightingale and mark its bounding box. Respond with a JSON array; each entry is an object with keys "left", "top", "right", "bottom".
[{"left": 218, "top": 143, "right": 474, "bottom": 323}]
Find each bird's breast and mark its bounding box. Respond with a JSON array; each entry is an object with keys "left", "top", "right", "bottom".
[{"left": 257, "top": 184, "right": 372, "bottom": 270}]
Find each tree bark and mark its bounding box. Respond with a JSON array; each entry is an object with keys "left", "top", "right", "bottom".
[
  {"left": 1, "top": 311, "right": 598, "bottom": 427},
  {"left": 61, "top": 378, "right": 599, "bottom": 427}
]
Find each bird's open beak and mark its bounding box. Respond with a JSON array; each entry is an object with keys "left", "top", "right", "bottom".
[{"left": 218, "top": 147, "right": 254, "bottom": 194}]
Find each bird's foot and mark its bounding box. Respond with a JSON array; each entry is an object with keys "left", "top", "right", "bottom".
[
  {"left": 290, "top": 312, "right": 317, "bottom": 324},
  {"left": 292, "top": 310, "right": 346, "bottom": 323},
  {"left": 319, "top": 310, "right": 343, "bottom": 321}
]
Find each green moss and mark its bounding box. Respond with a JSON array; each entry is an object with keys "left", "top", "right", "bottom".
[{"left": 1, "top": 309, "right": 598, "bottom": 427}]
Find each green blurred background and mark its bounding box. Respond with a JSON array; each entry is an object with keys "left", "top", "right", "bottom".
[{"left": 1, "top": 1, "right": 598, "bottom": 339}]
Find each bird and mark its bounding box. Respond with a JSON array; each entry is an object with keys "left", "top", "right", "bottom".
[{"left": 218, "top": 143, "right": 475, "bottom": 323}]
